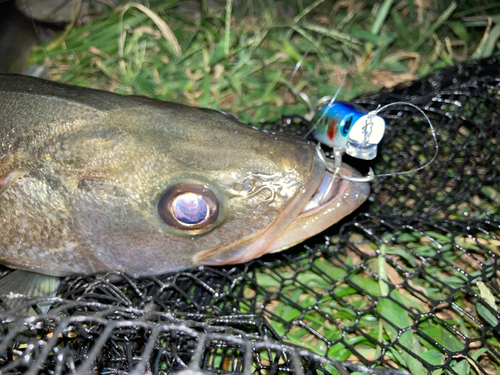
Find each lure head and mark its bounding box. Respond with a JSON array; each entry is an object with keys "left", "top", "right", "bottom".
[{"left": 312, "top": 101, "right": 385, "bottom": 160}]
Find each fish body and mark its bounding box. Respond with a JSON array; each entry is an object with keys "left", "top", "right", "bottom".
[
  {"left": 0, "top": 74, "right": 370, "bottom": 280},
  {"left": 312, "top": 101, "right": 385, "bottom": 160}
]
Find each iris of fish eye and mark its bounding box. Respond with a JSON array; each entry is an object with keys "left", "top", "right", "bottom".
[
  {"left": 172, "top": 193, "right": 208, "bottom": 224},
  {"left": 158, "top": 183, "right": 218, "bottom": 232}
]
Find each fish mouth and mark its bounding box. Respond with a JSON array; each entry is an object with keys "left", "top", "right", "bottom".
[
  {"left": 263, "top": 162, "right": 370, "bottom": 255},
  {"left": 195, "top": 154, "right": 370, "bottom": 266}
]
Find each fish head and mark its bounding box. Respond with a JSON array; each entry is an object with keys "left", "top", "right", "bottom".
[{"left": 0, "top": 75, "right": 370, "bottom": 276}]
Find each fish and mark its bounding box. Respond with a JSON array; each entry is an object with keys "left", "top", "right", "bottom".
[{"left": 0, "top": 74, "right": 370, "bottom": 308}]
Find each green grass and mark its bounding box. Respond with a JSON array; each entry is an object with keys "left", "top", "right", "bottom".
[
  {"left": 31, "top": 0, "right": 500, "bottom": 122},
  {"left": 28, "top": 0, "right": 500, "bottom": 373}
]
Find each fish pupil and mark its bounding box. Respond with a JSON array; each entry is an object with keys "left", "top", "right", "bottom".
[{"left": 172, "top": 193, "right": 208, "bottom": 224}]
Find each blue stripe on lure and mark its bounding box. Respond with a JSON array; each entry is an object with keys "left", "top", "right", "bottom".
[{"left": 312, "top": 101, "right": 385, "bottom": 160}]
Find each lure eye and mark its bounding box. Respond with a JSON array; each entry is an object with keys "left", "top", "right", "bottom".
[
  {"left": 158, "top": 183, "right": 218, "bottom": 233},
  {"left": 340, "top": 115, "right": 353, "bottom": 137}
]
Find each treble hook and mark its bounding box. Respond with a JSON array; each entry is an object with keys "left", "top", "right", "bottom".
[{"left": 316, "top": 143, "right": 374, "bottom": 182}]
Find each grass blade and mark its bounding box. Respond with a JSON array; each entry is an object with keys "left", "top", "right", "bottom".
[
  {"left": 119, "top": 3, "right": 181, "bottom": 58},
  {"left": 371, "top": 0, "right": 395, "bottom": 35},
  {"left": 224, "top": 0, "right": 233, "bottom": 56},
  {"left": 410, "top": 2, "right": 457, "bottom": 51},
  {"left": 472, "top": 23, "right": 500, "bottom": 58}
]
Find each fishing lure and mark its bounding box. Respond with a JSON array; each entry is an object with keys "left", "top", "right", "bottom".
[
  {"left": 306, "top": 97, "right": 438, "bottom": 184},
  {"left": 307, "top": 98, "right": 386, "bottom": 182},
  {"left": 311, "top": 100, "right": 385, "bottom": 160},
  {"left": 301, "top": 97, "right": 439, "bottom": 212},
  {"left": 299, "top": 93, "right": 384, "bottom": 182}
]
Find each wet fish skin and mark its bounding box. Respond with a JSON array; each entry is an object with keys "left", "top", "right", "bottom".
[{"left": 0, "top": 74, "right": 333, "bottom": 277}]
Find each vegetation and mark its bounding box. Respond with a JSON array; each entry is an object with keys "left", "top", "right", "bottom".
[{"left": 31, "top": 0, "right": 500, "bottom": 122}]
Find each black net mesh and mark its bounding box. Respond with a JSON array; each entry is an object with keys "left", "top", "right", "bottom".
[{"left": 1, "top": 57, "right": 499, "bottom": 374}]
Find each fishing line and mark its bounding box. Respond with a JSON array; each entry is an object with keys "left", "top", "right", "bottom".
[
  {"left": 281, "top": 38, "right": 325, "bottom": 122},
  {"left": 281, "top": 32, "right": 350, "bottom": 128},
  {"left": 363, "top": 101, "right": 439, "bottom": 178},
  {"left": 281, "top": 44, "right": 314, "bottom": 108}
]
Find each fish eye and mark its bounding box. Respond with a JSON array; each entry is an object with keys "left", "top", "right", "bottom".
[
  {"left": 341, "top": 115, "right": 353, "bottom": 136},
  {"left": 158, "top": 183, "right": 218, "bottom": 233}
]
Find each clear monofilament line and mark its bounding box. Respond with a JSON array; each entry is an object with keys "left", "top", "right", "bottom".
[
  {"left": 369, "top": 101, "right": 439, "bottom": 178},
  {"left": 281, "top": 45, "right": 314, "bottom": 117}
]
